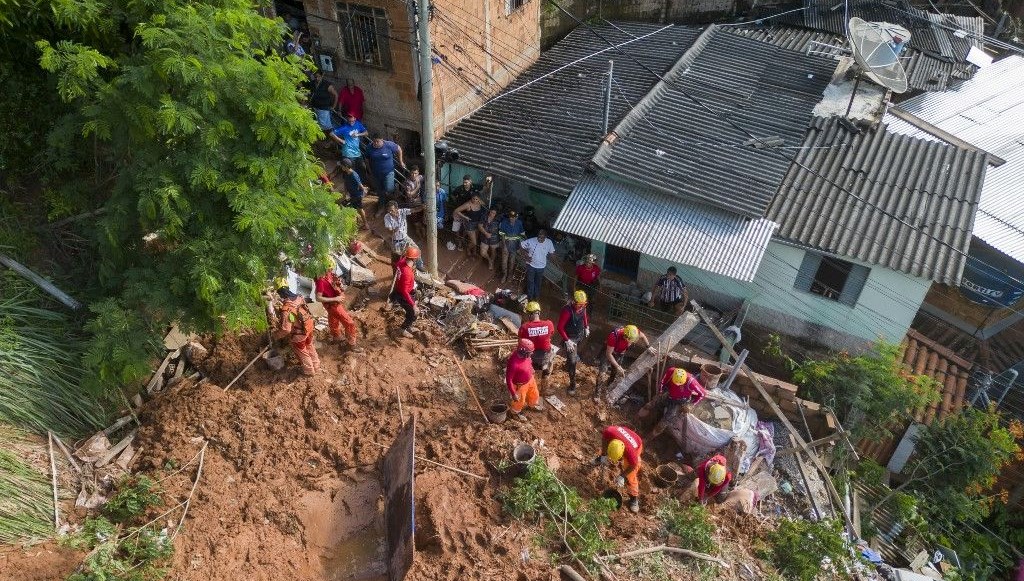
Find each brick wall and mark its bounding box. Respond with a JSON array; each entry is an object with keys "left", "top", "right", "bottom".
[
  {"left": 301, "top": 0, "right": 541, "bottom": 148},
  {"left": 540, "top": 0, "right": 734, "bottom": 47}
]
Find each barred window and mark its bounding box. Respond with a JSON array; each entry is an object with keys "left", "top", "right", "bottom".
[
  {"left": 505, "top": 0, "right": 528, "bottom": 14},
  {"left": 336, "top": 3, "right": 391, "bottom": 69}
]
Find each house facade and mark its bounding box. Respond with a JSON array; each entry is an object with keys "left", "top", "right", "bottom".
[{"left": 273, "top": 0, "right": 541, "bottom": 148}]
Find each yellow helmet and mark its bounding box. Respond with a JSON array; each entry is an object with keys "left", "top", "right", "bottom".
[
  {"left": 707, "top": 462, "right": 727, "bottom": 485},
  {"left": 273, "top": 277, "right": 289, "bottom": 290},
  {"left": 573, "top": 290, "right": 587, "bottom": 305},
  {"left": 525, "top": 301, "right": 541, "bottom": 314},
  {"left": 623, "top": 325, "right": 639, "bottom": 342},
  {"left": 606, "top": 439, "right": 625, "bottom": 462},
  {"left": 671, "top": 368, "right": 688, "bottom": 386}
]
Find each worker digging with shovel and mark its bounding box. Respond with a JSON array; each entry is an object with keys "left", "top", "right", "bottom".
[
  {"left": 592, "top": 425, "right": 644, "bottom": 513},
  {"left": 273, "top": 278, "right": 320, "bottom": 376}
]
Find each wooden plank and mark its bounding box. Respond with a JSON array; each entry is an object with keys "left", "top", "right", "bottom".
[
  {"left": 692, "top": 301, "right": 854, "bottom": 533},
  {"left": 0, "top": 253, "right": 82, "bottom": 310},
  {"left": 606, "top": 312, "right": 699, "bottom": 404}
]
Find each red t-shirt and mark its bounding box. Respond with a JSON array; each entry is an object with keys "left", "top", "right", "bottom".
[
  {"left": 601, "top": 425, "right": 642, "bottom": 467},
  {"left": 697, "top": 454, "right": 733, "bottom": 501},
  {"left": 505, "top": 352, "right": 534, "bottom": 395},
  {"left": 519, "top": 320, "right": 554, "bottom": 351},
  {"left": 576, "top": 263, "right": 601, "bottom": 285},
  {"left": 659, "top": 367, "right": 706, "bottom": 404},
  {"left": 605, "top": 328, "right": 631, "bottom": 354},
  {"left": 315, "top": 272, "right": 343, "bottom": 299},
  {"left": 394, "top": 260, "right": 415, "bottom": 305},
  {"left": 337, "top": 86, "right": 365, "bottom": 119}
]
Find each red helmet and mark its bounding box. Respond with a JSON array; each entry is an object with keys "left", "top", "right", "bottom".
[
  {"left": 517, "top": 338, "right": 535, "bottom": 353},
  {"left": 405, "top": 246, "right": 421, "bottom": 259}
]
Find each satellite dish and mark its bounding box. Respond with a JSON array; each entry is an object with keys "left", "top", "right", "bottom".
[{"left": 848, "top": 17, "right": 911, "bottom": 94}]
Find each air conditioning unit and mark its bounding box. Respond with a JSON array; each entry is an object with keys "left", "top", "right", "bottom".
[{"left": 319, "top": 54, "right": 334, "bottom": 73}]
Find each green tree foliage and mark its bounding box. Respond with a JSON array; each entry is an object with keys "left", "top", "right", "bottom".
[
  {"left": 765, "top": 337, "right": 940, "bottom": 442},
  {"left": 758, "top": 518, "right": 851, "bottom": 581},
  {"left": 1, "top": 0, "right": 355, "bottom": 388}
]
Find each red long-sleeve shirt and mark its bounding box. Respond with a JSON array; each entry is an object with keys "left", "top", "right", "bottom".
[
  {"left": 696, "top": 454, "right": 732, "bottom": 501},
  {"left": 557, "top": 303, "right": 589, "bottom": 341},
  {"left": 505, "top": 352, "right": 534, "bottom": 396},
  {"left": 394, "top": 260, "right": 415, "bottom": 305},
  {"left": 519, "top": 320, "right": 554, "bottom": 351},
  {"left": 659, "top": 367, "right": 706, "bottom": 404},
  {"left": 601, "top": 425, "right": 642, "bottom": 469}
]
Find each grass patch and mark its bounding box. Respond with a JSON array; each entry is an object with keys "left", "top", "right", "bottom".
[
  {"left": 501, "top": 458, "right": 616, "bottom": 570},
  {"left": 0, "top": 272, "right": 112, "bottom": 434},
  {"left": 656, "top": 499, "right": 716, "bottom": 554},
  {"left": 0, "top": 428, "right": 53, "bottom": 543},
  {"left": 758, "top": 518, "right": 851, "bottom": 581}
]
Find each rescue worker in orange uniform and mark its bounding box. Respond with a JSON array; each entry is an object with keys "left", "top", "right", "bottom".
[
  {"left": 314, "top": 258, "right": 360, "bottom": 350},
  {"left": 518, "top": 301, "right": 555, "bottom": 394},
  {"left": 693, "top": 454, "right": 732, "bottom": 504},
  {"left": 593, "top": 425, "right": 644, "bottom": 513},
  {"left": 273, "top": 278, "right": 320, "bottom": 376},
  {"left": 506, "top": 339, "right": 541, "bottom": 420}
]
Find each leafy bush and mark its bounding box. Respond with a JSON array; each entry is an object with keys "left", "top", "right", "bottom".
[
  {"left": 67, "top": 519, "right": 172, "bottom": 581},
  {"left": 656, "top": 499, "right": 715, "bottom": 554},
  {"left": 104, "top": 476, "right": 162, "bottom": 523},
  {"left": 759, "top": 518, "right": 850, "bottom": 581},
  {"left": 502, "top": 459, "right": 615, "bottom": 569}
]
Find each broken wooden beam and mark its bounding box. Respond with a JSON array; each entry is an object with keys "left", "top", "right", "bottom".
[
  {"left": 0, "top": 253, "right": 82, "bottom": 310},
  {"left": 606, "top": 311, "right": 699, "bottom": 404},
  {"left": 95, "top": 431, "right": 136, "bottom": 468}
]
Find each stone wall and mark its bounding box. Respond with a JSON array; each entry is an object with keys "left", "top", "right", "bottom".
[{"left": 301, "top": 0, "right": 541, "bottom": 150}]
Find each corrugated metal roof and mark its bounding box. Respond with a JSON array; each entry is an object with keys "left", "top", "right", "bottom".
[
  {"left": 729, "top": 25, "right": 965, "bottom": 92},
  {"left": 591, "top": 26, "right": 837, "bottom": 218},
  {"left": 553, "top": 174, "right": 778, "bottom": 281},
  {"left": 884, "top": 56, "right": 1024, "bottom": 264},
  {"left": 442, "top": 22, "right": 702, "bottom": 197},
  {"left": 770, "top": 117, "right": 989, "bottom": 284}
]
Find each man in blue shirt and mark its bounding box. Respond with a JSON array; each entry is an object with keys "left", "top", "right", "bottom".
[
  {"left": 329, "top": 113, "right": 367, "bottom": 165},
  {"left": 335, "top": 159, "right": 368, "bottom": 229},
  {"left": 499, "top": 209, "right": 526, "bottom": 283},
  {"left": 366, "top": 133, "right": 405, "bottom": 210}
]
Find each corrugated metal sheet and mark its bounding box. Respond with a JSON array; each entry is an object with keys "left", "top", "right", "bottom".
[
  {"left": 442, "top": 22, "right": 702, "bottom": 197},
  {"left": 885, "top": 56, "right": 1024, "bottom": 264},
  {"left": 592, "top": 27, "right": 837, "bottom": 218},
  {"left": 553, "top": 175, "right": 778, "bottom": 281},
  {"left": 730, "top": 24, "right": 968, "bottom": 92},
  {"left": 770, "top": 117, "right": 989, "bottom": 285},
  {"left": 859, "top": 329, "right": 972, "bottom": 464}
]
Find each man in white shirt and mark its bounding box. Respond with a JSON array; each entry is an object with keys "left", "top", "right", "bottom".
[
  {"left": 383, "top": 201, "right": 423, "bottom": 270},
  {"left": 519, "top": 229, "right": 556, "bottom": 300}
]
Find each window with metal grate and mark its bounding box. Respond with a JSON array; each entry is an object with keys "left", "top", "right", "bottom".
[{"left": 336, "top": 3, "right": 392, "bottom": 69}]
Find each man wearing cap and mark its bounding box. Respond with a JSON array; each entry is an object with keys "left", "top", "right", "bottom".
[
  {"left": 557, "top": 290, "right": 590, "bottom": 395},
  {"left": 519, "top": 301, "right": 555, "bottom": 395},
  {"left": 575, "top": 254, "right": 601, "bottom": 317},
  {"left": 506, "top": 338, "right": 541, "bottom": 420},
  {"left": 314, "top": 259, "right": 359, "bottom": 350},
  {"left": 519, "top": 229, "right": 556, "bottom": 301},
  {"left": 391, "top": 246, "right": 419, "bottom": 338},
  {"left": 383, "top": 200, "right": 424, "bottom": 270},
  {"left": 273, "top": 279, "right": 321, "bottom": 376},
  {"left": 592, "top": 425, "right": 644, "bottom": 513},
  {"left": 498, "top": 209, "right": 525, "bottom": 283},
  {"left": 596, "top": 324, "right": 652, "bottom": 400}
]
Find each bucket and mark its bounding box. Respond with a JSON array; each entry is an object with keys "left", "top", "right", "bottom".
[
  {"left": 699, "top": 364, "right": 724, "bottom": 390},
  {"left": 488, "top": 403, "right": 509, "bottom": 424},
  {"left": 653, "top": 464, "right": 680, "bottom": 488},
  {"left": 511, "top": 443, "right": 536, "bottom": 476},
  {"left": 263, "top": 349, "right": 285, "bottom": 371},
  {"left": 601, "top": 488, "right": 623, "bottom": 509}
]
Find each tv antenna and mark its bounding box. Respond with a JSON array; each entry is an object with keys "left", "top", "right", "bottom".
[{"left": 841, "top": 17, "right": 911, "bottom": 130}]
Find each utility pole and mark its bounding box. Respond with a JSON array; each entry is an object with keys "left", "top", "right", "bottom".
[
  {"left": 603, "top": 60, "right": 614, "bottom": 134},
  {"left": 416, "top": 0, "right": 438, "bottom": 277}
]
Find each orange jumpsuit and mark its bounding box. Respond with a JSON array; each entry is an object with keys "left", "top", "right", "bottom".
[
  {"left": 315, "top": 272, "right": 357, "bottom": 345},
  {"left": 279, "top": 296, "right": 320, "bottom": 375},
  {"left": 601, "top": 426, "right": 643, "bottom": 497},
  {"left": 506, "top": 351, "right": 539, "bottom": 413}
]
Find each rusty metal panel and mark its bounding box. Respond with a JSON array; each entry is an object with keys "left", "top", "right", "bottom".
[{"left": 381, "top": 417, "right": 415, "bottom": 581}]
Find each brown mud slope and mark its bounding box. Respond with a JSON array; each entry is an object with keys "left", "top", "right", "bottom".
[
  {"left": 0, "top": 543, "right": 82, "bottom": 581},
  {"left": 128, "top": 249, "right": 758, "bottom": 581}
]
